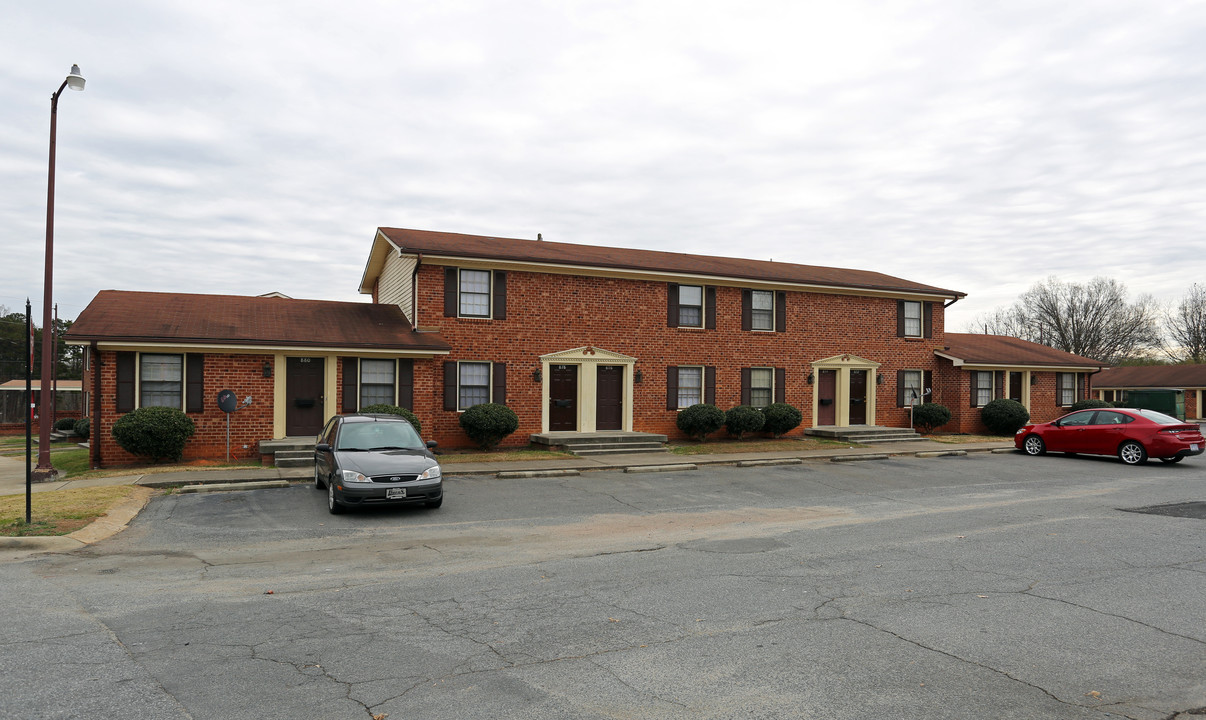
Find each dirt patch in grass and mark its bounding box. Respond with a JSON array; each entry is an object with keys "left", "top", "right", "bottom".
[
  {"left": 0, "top": 486, "right": 143, "bottom": 537},
  {"left": 439, "top": 448, "right": 577, "bottom": 463},
  {"left": 669, "top": 436, "right": 857, "bottom": 455},
  {"left": 924, "top": 434, "right": 1012, "bottom": 444}
]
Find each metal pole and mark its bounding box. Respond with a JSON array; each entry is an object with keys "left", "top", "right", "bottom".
[
  {"left": 36, "top": 78, "right": 69, "bottom": 481},
  {"left": 52, "top": 304, "right": 59, "bottom": 426},
  {"left": 25, "top": 300, "right": 33, "bottom": 524}
]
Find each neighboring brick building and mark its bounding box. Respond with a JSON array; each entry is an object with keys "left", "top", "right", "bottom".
[
  {"left": 1092, "top": 364, "right": 1206, "bottom": 420},
  {"left": 66, "top": 228, "right": 1106, "bottom": 465}
]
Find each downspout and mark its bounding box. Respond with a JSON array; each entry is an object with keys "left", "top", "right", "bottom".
[
  {"left": 90, "top": 341, "right": 101, "bottom": 469},
  {"left": 411, "top": 252, "right": 422, "bottom": 330}
]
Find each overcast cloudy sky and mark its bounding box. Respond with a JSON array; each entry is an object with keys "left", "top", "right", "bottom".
[{"left": 3, "top": 0, "right": 1205, "bottom": 332}]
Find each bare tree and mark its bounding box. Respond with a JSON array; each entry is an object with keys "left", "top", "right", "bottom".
[
  {"left": 968, "top": 276, "right": 1160, "bottom": 363},
  {"left": 1164, "top": 283, "right": 1206, "bottom": 363}
]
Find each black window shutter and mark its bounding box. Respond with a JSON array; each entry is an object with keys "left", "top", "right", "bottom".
[
  {"left": 397, "top": 360, "right": 414, "bottom": 410},
  {"left": 775, "top": 292, "right": 787, "bottom": 333},
  {"left": 185, "top": 354, "right": 204, "bottom": 413},
  {"left": 741, "top": 290, "right": 752, "bottom": 331},
  {"left": 740, "top": 367, "right": 752, "bottom": 406},
  {"left": 444, "top": 268, "right": 458, "bottom": 317},
  {"left": 970, "top": 373, "right": 978, "bottom": 407},
  {"left": 1076, "top": 373, "right": 1086, "bottom": 401},
  {"left": 116, "top": 352, "right": 135, "bottom": 413},
  {"left": 492, "top": 362, "right": 506, "bottom": 404},
  {"left": 774, "top": 367, "right": 786, "bottom": 403},
  {"left": 705, "top": 366, "right": 716, "bottom": 405},
  {"left": 342, "top": 357, "right": 358, "bottom": 413},
  {"left": 493, "top": 271, "right": 507, "bottom": 320},
  {"left": 923, "top": 302, "right": 933, "bottom": 338},
  {"left": 705, "top": 287, "right": 716, "bottom": 330},
  {"left": 896, "top": 300, "right": 906, "bottom": 337},
  {"left": 443, "top": 362, "right": 457, "bottom": 411},
  {"left": 667, "top": 284, "right": 679, "bottom": 328},
  {"left": 666, "top": 366, "right": 678, "bottom": 410},
  {"left": 897, "top": 370, "right": 906, "bottom": 408},
  {"left": 995, "top": 371, "right": 1005, "bottom": 400},
  {"left": 923, "top": 371, "right": 932, "bottom": 401}
]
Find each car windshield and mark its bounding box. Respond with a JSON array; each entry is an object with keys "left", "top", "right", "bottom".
[
  {"left": 336, "top": 421, "right": 423, "bottom": 451},
  {"left": 1134, "top": 409, "right": 1184, "bottom": 425}
]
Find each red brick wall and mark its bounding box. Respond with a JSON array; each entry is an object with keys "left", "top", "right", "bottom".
[
  {"left": 939, "top": 363, "right": 1088, "bottom": 434},
  {"left": 93, "top": 351, "right": 276, "bottom": 466},
  {"left": 410, "top": 265, "right": 948, "bottom": 447}
]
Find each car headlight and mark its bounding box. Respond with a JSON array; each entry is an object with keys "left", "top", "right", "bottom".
[
  {"left": 340, "top": 469, "right": 370, "bottom": 484},
  {"left": 1015, "top": 428, "right": 1025, "bottom": 434},
  {"left": 418, "top": 465, "right": 442, "bottom": 480}
]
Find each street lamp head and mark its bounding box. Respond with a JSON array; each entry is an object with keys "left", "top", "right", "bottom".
[{"left": 66, "top": 64, "right": 85, "bottom": 92}]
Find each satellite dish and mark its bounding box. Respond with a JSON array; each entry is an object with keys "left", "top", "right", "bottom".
[{"left": 216, "top": 389, "right": 238, "bottom": 413}]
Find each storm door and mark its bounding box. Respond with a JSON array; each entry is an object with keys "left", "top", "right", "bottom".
[
  {"left": 549, "top": 364, "right": 578, "bottom": 431},
  {"left": 848, "top": 369, "right": 868, "bottom": 424},
  {"left": 596, "top": 365, "right": 623, "bottom": 431},
  {"left": 817, "top": 369, "right": 837, "bottom": 426},
  {"left": 286, "top": 357, "right": 325, "bottom": 436}
]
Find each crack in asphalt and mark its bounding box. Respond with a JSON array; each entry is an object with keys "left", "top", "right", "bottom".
[{"left": 1023, "top": 590, "right": 1206, "bottom": 646}]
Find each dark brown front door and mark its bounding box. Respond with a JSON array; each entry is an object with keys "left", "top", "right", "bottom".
[
  {"left": 286, "top": 357, "right": 325, "bottom": 437},
  {"left": 596, "top": 365, "right": 623, "bottom": 431},
  {"left": 849, "top": 369, "right": 867, "bottom": 424},
  {"left": 549, "top": 364, "right": 578, "bottom": 431},
  {"left": 817, "top": 369, "right": 837, "bottom": 426},
  {"left": 1009, "top": 372, "right": 1023, "bottom": 402}
]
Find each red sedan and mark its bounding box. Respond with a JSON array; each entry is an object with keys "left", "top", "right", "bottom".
[{"left": 1015, "top": 408, "right": 1204, "bottom": 465}]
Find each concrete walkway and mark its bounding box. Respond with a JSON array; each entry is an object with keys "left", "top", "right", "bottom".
[{"left": 0, "top": 438, "right": 1015, "bottom": 552}]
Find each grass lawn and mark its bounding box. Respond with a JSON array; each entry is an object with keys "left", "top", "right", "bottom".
[
  {"left": 438, "top": 447, "right": 577, "bottom": 463},
  {"left": 0, "top": 485, "right": 142, "bottom": 536},
  {"left": 925, "top": 434, "right": 1012, "bottom": 444},
  {"left": 669, "top": 436, "right": 856, "bottom": 455}
]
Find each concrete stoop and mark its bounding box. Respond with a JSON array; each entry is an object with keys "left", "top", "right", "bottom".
[
  {"left": 805, "top": 425, "right": 927, "bottom": 444},
  {"left": 530, "top": 431, "right": 670, "bottom": 457},
  {"left": 258, "top": 438, "right": 315, "bottom": 469}
]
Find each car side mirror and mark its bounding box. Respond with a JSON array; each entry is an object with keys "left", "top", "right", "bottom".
[
  {"left": 316, "top": 443, "right": 331, "bottom": 452},
  {"left": 426, "top": 439, "right": 440, "bottom": 455}
]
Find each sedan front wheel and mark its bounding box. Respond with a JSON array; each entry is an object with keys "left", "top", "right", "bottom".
[
  {"left": 1118, "top": 441, "right": 1148, "bottom": 466},
  {"left": 328, "top": 481, "right": 345, "bottom": 514},
  {"left": 1022, "top": 435, "right": 1046, "bottom": 456}
]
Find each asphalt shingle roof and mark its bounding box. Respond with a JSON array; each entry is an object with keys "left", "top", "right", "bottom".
[
  {"left": 378, "top": 227, "right": 965, "bottom": 298},
  {"left": 65, "top": 290, "right": 450, "bottom": 352},
  {"left": 1094, "top": 364, "right": 1206, "bottom": 388},
  {"left": 941, "top": 333, "right": 1105, "bottom": 368}
]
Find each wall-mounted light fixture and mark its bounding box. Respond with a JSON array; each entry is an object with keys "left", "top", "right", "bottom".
[
  {"left": 532, "top": 368, "right": 542, "bottom": 383},
  {"left": 876, "top": 373, "right": 884, "bottom": 385},
  {"left": 262, "top": 362, "right": 272, "bottom": 378},
  {"left": 806, "top": 371, "right": 814, "bottom": 384},
  {"left": 634, "top": 369, "right": 643, "bottom": 383},
  {"left": 1030, "top": 375, "right": 1037, "bottom": 385}
]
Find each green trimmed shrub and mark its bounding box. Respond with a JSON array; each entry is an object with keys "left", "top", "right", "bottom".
[
  {"left": 359, "top": 404, "right": 422, "bottom": 435},
  {"left": 760, "top": 402, "right": 803, "bottom": 438},
  {"left": 73, "top": 417, "right": 90, "bottom": 440},
  {"left": 1069, "top": 399, "right": 1112, "bottom": 412},
  {"left": 111, "top": 406, "right": 196, "bottom": 462},
  {"left": 459, "top": 403, "right": 519, "bottom": 451},
  {"left": 54, "top": 417, "right": 76, "bottom": 432},
  {"left": 911, "top": 403, "right": 951, "bottom": 434},
  {"left": 676, "top": 403, "right": 725, "bottom": 442},
  {"left": 724, "top": 405, "right": 765, "bottom": 440},
  {"left": 981, "top": 398, "right": 1030, "bottom": 436}
]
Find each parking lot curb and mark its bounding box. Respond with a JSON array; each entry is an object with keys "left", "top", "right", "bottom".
[
  {"left": 990, "top": 448, "right": 1017, "bottom": 454},
  {"left": 736, "top": 459, "right": 803, "bottom": 467},
  {"left": 497, "top": 469, "right": 581, "bottom": 479},
  {"left": 915, "top": 450, "right": 968, "bottom": 458},
  {"left": 624, "top": 463, "right": 698, "bottom": 474},
  {"left": 178, "top": 480, "right": 292, "bottom": 493},
  {"left": 831, "top": 454, "right": 889, "bottom": 463}
]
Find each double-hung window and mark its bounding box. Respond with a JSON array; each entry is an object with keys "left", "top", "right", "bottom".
[
  {"left": 677, "top": 366, "right": 703, "bottom": 408},
  {"left": 1056, "top": 373, "right": 1077, "bottom": 407},
  {"left": 901, "top": 370, "right": 923, "bottom": 406},
  {"left": 972, "top": 371, "right": 993, "bottom": 407},
  {"left": 458, "top": 361, "right": 492, "bottom": 410},
  {"left": 140, "top": 354, "right": 183, "bottom": 408},
  {"left": 903, "top": 301, "right": 922, "bottom": 337},
  {"left": 751, "top": 291, "right": 774, "bottom": 331},
  {"left": 458, "top": 269, "right": 491, "bottom": 317},
  {"left": 678, "top": 285, "right": 703, "bottom": 328},
  {"left": 749, "top": 368, "right": 774, "bottom": 408},
  {"left": 359, "top": 359, "right": 396, "bottom": 407}
]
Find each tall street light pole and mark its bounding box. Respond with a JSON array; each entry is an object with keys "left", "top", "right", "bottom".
[{"left": 35, "top": 64, "right": 85, "bottom": 481}]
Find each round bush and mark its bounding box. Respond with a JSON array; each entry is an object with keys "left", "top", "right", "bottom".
[
  {"left": 911, "top": 403, "right": 952, "bottom": 434},
  {"left": 359, "top": 404, "right": 422, "bottom": 435},
  {"left": 981, "top": 398, "right": 1030, "bottom": 436},
  {"left": 458, "top": 403, "right": 519, "bottom": 450},
  {"left": 760, "top": 402, "right": 803, "bottom": 438},
  {"left": 724, "top": 405, "right": 765, "bottom": 440},
  {"left": 1069, "top": 398, "right": 1112, "bottom": 412},
  {"left": 54, "top": 417, "right": 77, "bottom": 432},
  {"left": 74, "top": 417, "right": 90, "bottom": 440},
  {"left": 676, "top": 403, "right": 725, "bottom": 442},
  {"left": 111, "top": 406, "right": 196, "bottom": 462}
]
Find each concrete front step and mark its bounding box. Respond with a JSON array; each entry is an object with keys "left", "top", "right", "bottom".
[
  {"left": 259, "top": 438, "right": 317, "bottom": 468},
  {"left": 806, "top": 426, "right": 925, "bottom": 443},
  {"left": 573, "top": 445, "right": 671, "bottom": 457},
  {"left": 530, "top": 431, "right": 670, "bottom": 457}
]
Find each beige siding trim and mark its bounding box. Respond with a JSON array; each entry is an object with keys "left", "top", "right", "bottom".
[{"left": 378, "top": 252, "right": 417, "bottom": 321}]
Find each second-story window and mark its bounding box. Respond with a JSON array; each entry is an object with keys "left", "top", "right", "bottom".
[
  {"left": 903, "top": 301, "right": 922, "bottom": 337},
  {"left": 751, "top": 291, "right": 774, "bottom": 331},
  {"left": 459, "top": 269, "right": 491, "bottom": 317},
  {"left": 678, "top": 285, "right": 703, "bottom": 327}
]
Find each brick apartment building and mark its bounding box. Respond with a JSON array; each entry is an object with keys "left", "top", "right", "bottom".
[{"left": 66, "top": 228, "right": 1103, "bottom": 466}]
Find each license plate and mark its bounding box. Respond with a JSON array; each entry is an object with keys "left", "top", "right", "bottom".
[
  {"left": 1193, "top": 444, "right": 1200, "bottom": 451},
  {"left": 385, "top": 488, "right": 407, "bottom": 499}
]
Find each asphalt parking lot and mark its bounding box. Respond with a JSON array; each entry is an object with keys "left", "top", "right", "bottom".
[{"left": 2, "top": 452, "right": 1204, "bottom": 719}]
